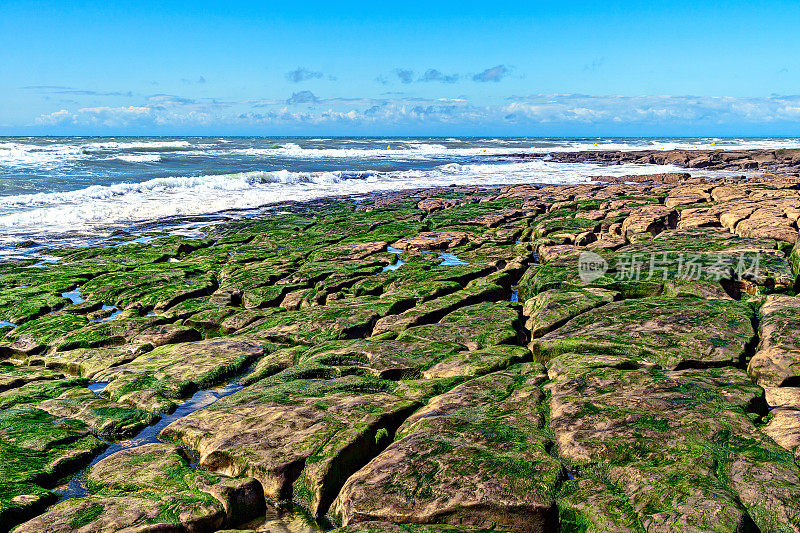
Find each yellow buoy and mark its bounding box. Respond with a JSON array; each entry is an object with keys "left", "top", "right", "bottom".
[
  {"left": 593, "top": 143, "right": 598, "bottom": 146},
  {"left": 711, "top": 142, "right": 716, "bottom": 146},
  {"left": 387, "top": 145, "right": 390, "bottom": 150}
]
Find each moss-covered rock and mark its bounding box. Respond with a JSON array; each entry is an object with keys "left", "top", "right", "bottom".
[
  {"left": 0, "top": 408, "right": 105, "bottom": 528},
  {"left": 546, "top": 358, "right": 800, "bottom": 531},
  {"left": 532, "top": 298, "right": 754, "bottom": 369},
  {"left": 94, "top": 338, "right": 263, "bottom": 412},
  {"left": 161, "top": 373, "right": 421, "bottom": 518},
  {"left": 332, "top": 365, "right": 560, "bottom": 532},
  {"left": 397, "top": 301, "right": 521, "bottom": 351}
]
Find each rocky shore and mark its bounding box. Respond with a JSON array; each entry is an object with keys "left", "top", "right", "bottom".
[
  {"left": 513, "top": 148, "right": 800, "bottom": 173},
  {"left": 2, "top": 163, "right": 800, "bottom": 532}
]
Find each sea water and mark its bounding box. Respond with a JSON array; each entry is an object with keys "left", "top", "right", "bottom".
[{"left": 1, "top": 136, "right": 797, "bottom": 258}]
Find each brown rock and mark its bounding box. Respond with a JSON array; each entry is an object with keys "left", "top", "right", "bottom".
[
  {"left": 748, "top": 295, "right": 800, "bottom": 388},
  {"left": 621, "top": 205, "right": 678, "bottom": 237},
  {"left": 331, "top": 366, "right": 560, "bottom": 532},
  {"left": 132, "top": 323, "right": 201, "bottom": 347},
  {"left": 391, "top": 231, "right": 475, "bottom": 251},
  {"left": 417, "top": 198, "right": 459, "bottom": 212},
  {"left": 763, "top": 408, "right": 800, "bottom": 453}
]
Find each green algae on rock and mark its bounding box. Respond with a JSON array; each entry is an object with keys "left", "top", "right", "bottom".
[
  {"left": 331, "top": 365, "right": 560, "bottom": 532},
  {"left": 1, "top": 175, "right": 800, "bottom": 532}
]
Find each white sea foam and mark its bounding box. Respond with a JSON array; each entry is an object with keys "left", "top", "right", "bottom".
[
  {"left": 112, "top": 154, "right": 163, "bottom": 163},
  {"left": 82, "top": 140, "right": 193, "bottom": 151},
  {"left": 0, "top": 141, "right": 87, "bottom": 166},
  {"left": 230, "top": 143, "right": 534, "bottom": 159},
  {"left": 2, "top": 136, "right": 797, "bottom": 254},
  {"left": 0, "top": 160, "right": 694, "bottom": 241},
  {"left": 3, "top": 138, "right": 800, "bottom": 170}
]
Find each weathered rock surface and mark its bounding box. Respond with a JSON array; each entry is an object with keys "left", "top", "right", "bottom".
[
  {"left": 95, "top": 338, "right": 263, "bottom": 412},
  {"left": 161, "top": 373, "right": 421, "bottom": 518},
  {"left": 332, "top": 365, "right": 560, "bottom": 532},
  {"left": 2, "top": 170, "right": 800, "bottom": 533},
  {"left": 532, "top": 297, "right": 755, "bottom": 370},
  {"left": 749, "top": 295, "right": 800, "bottom": 388},
  {"left": 547, "top": 356, "right": 800, "bottom": 531},
  {"left": 15, "top": 443, "right": 264, "bottom": 533},
  {"left": 533, "top": 148, "right": 800, "bottom": 172}
]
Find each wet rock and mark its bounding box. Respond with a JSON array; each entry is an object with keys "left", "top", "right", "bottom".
[
  {"left": 748, "top": 295, "right": 800, "bottom": 388},
  {"left": 95, "top": 338, "right": 263, "bottom": 412},
  {"left": 161, "top": 374, "right": 420, "bottom": 518},
  {"left": 533, "top": 298, "right": 754, "bottom": 369},
  {"left": 0, "top": 408, "right": 105, "bottom": 528},
  {"left": 332, "top": 365, "right": 560, "bottom": 532},
  {"left": 391, "top": 231, "right": 476, "bottom": 251}
]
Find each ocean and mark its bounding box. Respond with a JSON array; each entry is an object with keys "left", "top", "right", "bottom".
[{"left": 1, "top": 136, "right": 798, "bottom": 259}]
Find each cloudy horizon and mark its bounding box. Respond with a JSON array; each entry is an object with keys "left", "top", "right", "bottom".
[{"left": 2, "top": 1, "right": 799, "bottom": 136}]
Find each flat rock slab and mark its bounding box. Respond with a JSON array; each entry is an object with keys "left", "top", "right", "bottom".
[
  {"left": 546, "top": 356, "right": 800, "bottom": 531},
  {"left": 16, "top": 443, "right": 266, "bottom": 533},
  {"left": 523, "top": 288, "right": 617, "bottom": 339},
  {"left": 396, "top": 301, "right": 520, "bottom": 351},
  {"left": 371, "top": 275, "right": 507, "bottom": 337},
  {"left": 297, "top": 339, "right": 466, "bottom": 380},
  {"left": 0, "top": 365, "right": 62, "bottom": 392},
  {"left": 161, "top": 374, "right": 420, "bottom": 518},
  {"left": 81, "top": 267, "right": 217, "bottom": 311},
  {"left": 332, "top": 365, "right": 560, "bottom": 532},
  {"left": 391, "top": 231, "right": 476, "bottom": 251},
  {"left": 95, "top": 338, "right": 263, "bottom": 412},
  {"left": 14, "top": 494, "right": 222, "bottom": 533},
  {"left": 749, "top": 295, "right": 800, "bottom": 388},
  {"left": 0, "top": 378, "right": 156, "bottom": 439},
  {"left": 421, "top": 344, "right": 530, "bottom": 379},
  {"left": 238, "top": 295, "right": 411, "bottom": 345},
  {"left": 29, "top": 345, "right": 144, "bottom": 378},
  {"left": 532, "top": 297, "right": 754, "bottom": 370}
]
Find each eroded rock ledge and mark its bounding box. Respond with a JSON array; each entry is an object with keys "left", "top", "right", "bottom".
[
  {"left": 511, "top": 148, "right": 800, "bottom": 173},
  {"left": 1, "top": 171, "right": 800, "bottom": 532}
]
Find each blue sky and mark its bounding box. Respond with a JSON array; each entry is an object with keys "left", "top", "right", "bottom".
[{"left": 1, "top": 0, "right": 799, "bottom": 135}]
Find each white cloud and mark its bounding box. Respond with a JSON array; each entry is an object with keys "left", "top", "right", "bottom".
[
  {"left": 30, "top": 94, "right": 800, "bottom": 131},
  {"left": 501, "top": 94, "right": 800, "bottom": 125},
  {"left": 36, "top": 106, "right": 155, "bottom": 127}
]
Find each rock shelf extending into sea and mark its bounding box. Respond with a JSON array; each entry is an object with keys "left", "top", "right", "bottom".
[
  {"left": 2, "top": 160, "right": 800, "bottom": 532},
  {"left": 513, "top": 147, "right": 800, "bottom": 173}
]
